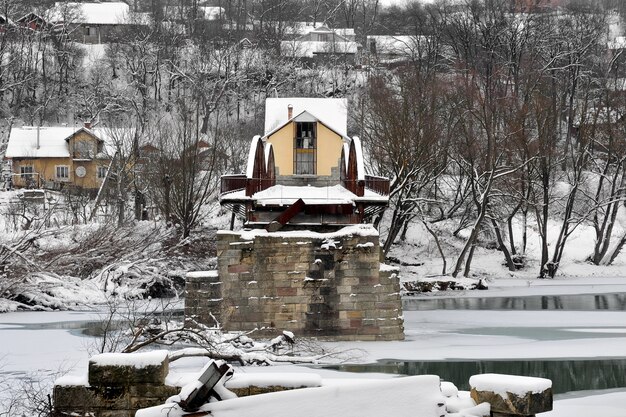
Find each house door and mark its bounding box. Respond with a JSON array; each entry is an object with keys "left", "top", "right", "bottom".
[{"left": 294, "top": 122, "right": 316, "bottom": 175}]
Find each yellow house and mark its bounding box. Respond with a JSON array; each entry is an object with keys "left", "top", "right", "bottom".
[
  {"left": 263, "top": 98, "right": 347, "bottom": 180},
  {"left": 5, "top": 125, "right": 113, "bottom": 190},
  {"left": 220, "top": 97, "right": 389, "bottom": 230}
]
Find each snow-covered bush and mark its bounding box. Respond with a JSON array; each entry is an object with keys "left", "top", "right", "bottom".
[{"left": 0, "top": 220, "right": 217, "bottom": 310}]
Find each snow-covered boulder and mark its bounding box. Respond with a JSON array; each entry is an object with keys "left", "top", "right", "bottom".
[{"left": 469, "top": 373, "right": 553, "bottom": 416}]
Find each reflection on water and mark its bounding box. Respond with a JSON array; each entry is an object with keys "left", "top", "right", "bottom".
[
  {"left": 326, "top": 358, "right": 626, "bottom": 394},
  {"left": 0, "top": 309, "right": 184, "bottom": 337},
  {"left": 0, "top": 319, "right": 126, "bottom": 337},
  {"left": 404, "top": 293, "right": 626, "bottom": 311}
]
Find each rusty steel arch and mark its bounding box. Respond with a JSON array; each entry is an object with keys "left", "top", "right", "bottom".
[{"left": 246, "top": 136, "right": 266, "bottom": 196}]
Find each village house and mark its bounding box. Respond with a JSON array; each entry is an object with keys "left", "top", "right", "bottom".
[
  {"left": 15, "top": 12, "right": 49, "bottom": 31},
  {"left": 280, "top": 26, "right": 360, "bottom": 64},
  {"left": 46, "top": 2, "right": 144, "bottom": 44},
  {"left": 5, "top": 124, "right": 114, "bottom": 190},
  {"left": 220, "top": 97, "right": 389, "bottom": 230}
]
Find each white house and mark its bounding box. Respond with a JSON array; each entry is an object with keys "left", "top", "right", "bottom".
[
  {"left": 281, "top": 26, "right": 359, "bottom": 62},
  {"left": 47, "top": 2, "right": 144, "bottom": 44}
]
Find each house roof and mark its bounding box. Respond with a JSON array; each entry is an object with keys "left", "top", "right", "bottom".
[
  {"left": 221, "top": 184, "right": 388, "bottom": 205},
  {"left": 285, "top": 22, "right": 355, "bottom": 38},
  {"left": 305, "top": 25, "right": 349, "bottom": 40},
  {"left": 263, "top": 109, "right": 348, "bottom": 143},
  {"left": 199, "top": 6, "right": 225, "bottom": 20},
  {"left": 264, "top": 98, "right": 348, "bottom": 137},
  {"left": 253, "top": 184, "right": 360, "bottom": 205},
  {"left": 48, "top": 2, "right": 131, "bottom": 25},
  {"left": 16, "top": 12, "right": 47, "bottom": 25},
  {"left": 5, "top": 126, "right": 115, "bottom": 159},
  {"left": 281, "top": 39, "right": 358, "bottom": 58}
]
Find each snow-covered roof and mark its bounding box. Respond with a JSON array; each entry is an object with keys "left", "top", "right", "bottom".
[
  {"left": 264, "top": 98, "right": 348, "bottom": 137},
  {"left": 48, "top": 2, "right": 131, "bottom": 25},
  {"left": 333, "top": 28, "right": 355, "bottom": 38},
  {"left": 252, "top": 184, "right": 359, "bottom": 205},
  {"left": 308, "top": 25, "right": 343, "bottom": 35},
  {"left": 281, "top": 39, "right": 358, "bottom": 58},
  {"left": 221, "top": 184, "right": 388, "bottom": 205},
  {"left": 5, "top": 126, "right": 116, "bottom": 159},
  {"left": 286, "top": 22, "right": 355, "bottom": 37},
  {"left": 16, "top": 12, "right": 47, "bottom": 24},
  {"left": 199, "top": 6, "right": 225, "bottom": 20}
]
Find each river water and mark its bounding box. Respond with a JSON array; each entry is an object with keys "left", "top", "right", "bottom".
[
  {"left": 322, "top": 292, "right": 626, "bottom": 394},
  {"left": 403, "top": 292, "right": 626, "bottom": 311}
]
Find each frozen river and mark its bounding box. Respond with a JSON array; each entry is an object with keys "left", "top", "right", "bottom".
[{"left": 1, "top": 291, "right": 626, "bottom": 416}]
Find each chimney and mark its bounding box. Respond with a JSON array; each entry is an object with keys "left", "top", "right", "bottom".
[
  {"left": 84, "top": 121, "right": 92, "bottom": 129},
  {"left": 36, "top": 126, "right": 40, "bottom": 150},
  {"left": 287, "top": 104, "right": 293, "bottom": 120}
]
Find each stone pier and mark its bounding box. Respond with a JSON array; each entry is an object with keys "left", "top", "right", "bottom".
[{"left": 186, "top": 224, "right": 404, "bottom": 341}]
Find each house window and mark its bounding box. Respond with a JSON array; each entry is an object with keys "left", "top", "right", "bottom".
[
  {"left": 294, "top": 122, "right": 316, "bottom": 175},
  {"left": 97, "top": 166, "right": 107, "bottom": 179},
  {"left": 20, "top": 165, "right": 33, "bottom": 179},
  {"left": 85, "top": 26, "right": 95, "bottom": 36},
  {"left": 55, "top": 165, "right": 69, "bottom": 180},
  {"left": 315, "top": 33, "right": 332, "bottom": 42},
  {"left": 74, "top": 140, "right": 94, "bottom": 159}
]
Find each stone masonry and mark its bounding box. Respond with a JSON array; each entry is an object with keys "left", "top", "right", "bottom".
[
  {"left": 186, "top": 224, "right": 404, "bottom": 341},
  {"left": 53, "top": 351, "right": 178, "bottom": 417},
  {"left": 53, "top": 353, "right": 320, "bottom": 417},
  {"left": 185, "top": 270, "right": 223, "bottom": 327}
]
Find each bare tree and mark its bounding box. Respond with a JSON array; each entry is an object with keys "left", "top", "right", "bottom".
[{"left": 362, "top": 68, "right": 449, "bottom": 256}]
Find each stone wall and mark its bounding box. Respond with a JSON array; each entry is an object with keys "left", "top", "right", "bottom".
[{"left": 187, "top": 225, "right": 404, "bottom": 341}]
